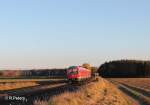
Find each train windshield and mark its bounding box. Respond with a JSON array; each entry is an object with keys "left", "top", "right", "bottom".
[{"left": 67, "top": 67, "right": 78, "bottom": 75}]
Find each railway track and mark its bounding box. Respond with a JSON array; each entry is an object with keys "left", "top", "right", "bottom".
[
  {"left": 0, "top": 79, "right": 67, "bottom": 95},
  {"left": 0, "top": 79, "right": 68, "bottom": 105},
  {"left": 0, "top": 77, "right": 97, "bottom": 105},
  {"left": 0, "top": 78, "right": 94, "bottom": 105},
  {"left": 108, "top": 79, "right": 150, "bottom": 105}
]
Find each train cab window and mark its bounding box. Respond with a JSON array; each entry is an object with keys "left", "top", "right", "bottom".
[{"left": 67, "top": 69, "right": 78, "bottom": 75}]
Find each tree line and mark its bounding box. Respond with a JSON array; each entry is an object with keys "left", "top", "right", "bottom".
[
  {"left": 0, "top": 69, "right": 66, "bottom": 78},
  {"left": 98, "top": 60, "right": 150, "bottom": 77}
]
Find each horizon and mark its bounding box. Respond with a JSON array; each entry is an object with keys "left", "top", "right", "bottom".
[
  {"left": 0, "top": 59, "right": 149, "bottom": 70},
  {"left": 0, "top": 0, "right": 150, "bottom": 69}
]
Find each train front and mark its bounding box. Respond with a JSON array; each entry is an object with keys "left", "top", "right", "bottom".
[{"left": 66, "top": 66, "right": 80, "bottom": 83}]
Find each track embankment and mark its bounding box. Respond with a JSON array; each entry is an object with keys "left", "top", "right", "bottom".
[{"left": 34, "top": 77, "right": 131, "bottom": 105}]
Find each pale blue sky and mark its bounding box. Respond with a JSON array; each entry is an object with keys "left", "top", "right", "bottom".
[{"left": 0, "top": 0, "right": 150, "bottom": 69}]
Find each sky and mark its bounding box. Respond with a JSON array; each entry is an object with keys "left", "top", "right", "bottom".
[{"left": 0, "top": 0, "right": 150, "bottom": 69}]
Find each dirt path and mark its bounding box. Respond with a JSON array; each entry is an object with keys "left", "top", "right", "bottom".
[{"left": 108, "top": 79, "right": 150, "bottom": 105}]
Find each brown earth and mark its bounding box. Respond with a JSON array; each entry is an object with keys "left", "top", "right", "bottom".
[{"left": 109, "top": 78, "right": 150, "bottom": 90}]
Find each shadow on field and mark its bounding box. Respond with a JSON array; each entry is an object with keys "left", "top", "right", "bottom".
[
  {"left": 118, "top": 85, "right": 150, "bottom": 105},
  {"left": 0, "top": 84, "right": 80, "bottom": 105}
]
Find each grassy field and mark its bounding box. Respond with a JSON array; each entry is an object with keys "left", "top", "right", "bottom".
[
  {"left": 110, "top": 78, "right": 150, "bottom": 90},
  {"left": 0, "top": 78, "right": 64, "bottom": 91},
  {"left": 0, "top": 78, "right": 64, "bottom": 83},
  {"left": 0, "top": 82, "right": 39, "bottom": 91},
  {"left": 34, "top": 78, "right": 131, "bottom": 105}
]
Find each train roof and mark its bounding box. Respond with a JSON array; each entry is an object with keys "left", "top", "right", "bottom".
[
  {"left": 68, "top": 66, "right": 78, "bottom": 69},
  {"left": 68, "top": 66, "right": 90, "bottom": 70}
]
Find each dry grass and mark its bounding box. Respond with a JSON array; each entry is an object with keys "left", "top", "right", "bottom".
[
  {"left": 34, "top": 100, "right": 49, "bottom": 105},
  {"left": 0, "top": 79, "right": 62, "bottom": 83},
  {"left": 34, "top": 78, "right": 130, "bottom": 105},
  {"left": 110, "top": 78, "right": 150, "bottom": 90},
  {"left": 0, "top": 82, "right": 38, "bottom": 91},
  {"left": 0, "top": 78, "right": 64, "bottom": 91}
]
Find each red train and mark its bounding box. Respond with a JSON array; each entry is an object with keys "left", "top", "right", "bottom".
[{"left": 66, "top": 66, "right": 91, "bottom": 83}]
